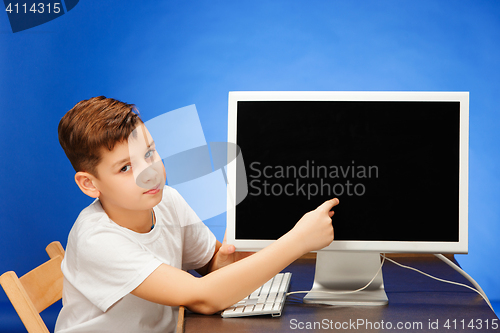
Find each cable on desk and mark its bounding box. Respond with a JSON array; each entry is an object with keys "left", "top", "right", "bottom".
[
  {"left": 434, "top": 254, "right": 491, "bottom": 305},
  {"left": 286, "top": 254, "right": 493, "bottom": 313},
  {"left": 286, "top": 255, "right": 386, "bottom": 296},
  {"left": 382, "top": 254, "right": 493, "bottom": 312}
]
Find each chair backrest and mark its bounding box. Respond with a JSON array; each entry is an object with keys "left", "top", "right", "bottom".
[{"left": 0, "top": 241, "right": 65, "bottom": 333}]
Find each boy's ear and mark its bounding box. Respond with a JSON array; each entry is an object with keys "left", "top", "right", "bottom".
[{"left": 75, "top": 172, "right": 100, "bottom": 198}]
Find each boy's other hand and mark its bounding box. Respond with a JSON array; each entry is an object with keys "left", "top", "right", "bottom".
[
  {"left": 214, "top": 232, "right": 254, "bottom": 271},
  {"left": 289, "top": 198, "right": 339, "bottom": 254}
]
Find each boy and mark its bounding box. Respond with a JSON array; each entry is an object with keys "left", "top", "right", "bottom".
[{"left": 55, "top": 96, "right": 339, "bottom": 333}]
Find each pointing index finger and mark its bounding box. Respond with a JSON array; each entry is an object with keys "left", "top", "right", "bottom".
[{"left": 318, "top": 198, "right": 339, "bottom": 212}]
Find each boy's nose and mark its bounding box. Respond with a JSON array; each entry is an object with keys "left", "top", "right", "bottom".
[{"left": 136, "top": 161, "right": 164, "bottom": 189}]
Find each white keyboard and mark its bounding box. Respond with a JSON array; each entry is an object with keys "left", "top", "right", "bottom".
[{"left": 221, "top": 272, "right": 292, "bottom": 318}]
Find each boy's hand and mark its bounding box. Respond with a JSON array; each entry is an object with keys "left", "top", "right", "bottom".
[
  {"left": 213, "top": 232, "right": 254, "bottom": 271},
  {"left": 288, "top": 198, "right": 339, "bottom": 254}
]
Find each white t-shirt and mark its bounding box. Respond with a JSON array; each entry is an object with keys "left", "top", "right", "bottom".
[{"left": 55, "top": 186, "right": 216, "bottom": 333}]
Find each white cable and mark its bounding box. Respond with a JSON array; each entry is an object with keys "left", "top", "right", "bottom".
[
  {"left": 382, "top": 254, "right": 493, "bottom": 312},
  {"left": 286, "top": 254, "right": 385, "bottom": 296},
  {"left": 433, "top": 254, "right": 491, "bottom": 305},
  {"left": 287, "top": 253, "right": 493, "bottom": 313}
]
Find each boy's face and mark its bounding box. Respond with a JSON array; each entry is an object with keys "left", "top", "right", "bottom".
[{"left": 92, "top": 124, "right": 166, "bottom": 212}]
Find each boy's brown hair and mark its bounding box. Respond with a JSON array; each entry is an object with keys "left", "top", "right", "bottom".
[{"left": 58, "top": 96, "right": 142, "bottom": 177}]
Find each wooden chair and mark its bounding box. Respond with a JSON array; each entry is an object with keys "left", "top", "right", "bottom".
[
  {"left": 0, "top": 241, "right": 65, "bottom": 333},
  {"left": 1, "top": 241, "right": 187, "bottom": 333},
  {"left": 176, "top": 306, "right": 186, "bottom": 333}
]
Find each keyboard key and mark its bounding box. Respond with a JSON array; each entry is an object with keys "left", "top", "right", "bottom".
[
  {"left": 221, "top": 273, "right": 291, "bottom": 318},
  {"left": 231, "top": 305, "right": 245, "bottom": 314}
]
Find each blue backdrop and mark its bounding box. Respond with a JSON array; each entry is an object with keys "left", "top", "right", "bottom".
[{"left": 1, "top": 0, "right": 499, "bottom": 329}]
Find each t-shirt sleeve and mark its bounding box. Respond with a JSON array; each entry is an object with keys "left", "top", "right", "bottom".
[
  {"left": 62, "top": 222, "right": 162, "bottom": 312},
  {"left": 167, "top": 187, "right": 216, "bottom": 271}
]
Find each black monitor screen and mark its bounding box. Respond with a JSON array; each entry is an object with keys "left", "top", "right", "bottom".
[{"left": 235, "top": 101, "right": 460, "bottom": 242}]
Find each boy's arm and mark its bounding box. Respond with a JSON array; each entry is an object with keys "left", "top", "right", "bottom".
[{"left": 131, "top": 198, "right": 338, "bottom": 315}]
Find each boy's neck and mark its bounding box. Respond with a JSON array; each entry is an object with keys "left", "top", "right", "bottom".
[{"left": 99, "top": 200, "right": 153, "bottom": 234}]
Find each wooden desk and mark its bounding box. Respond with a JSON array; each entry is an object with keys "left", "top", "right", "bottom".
[{"left": 184, "top": 255, "right": 499, "bottom": 332}]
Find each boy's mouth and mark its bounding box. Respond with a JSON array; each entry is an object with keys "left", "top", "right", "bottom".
[{"left": 143, "top": 184, "right": 161, "bottom": 194}]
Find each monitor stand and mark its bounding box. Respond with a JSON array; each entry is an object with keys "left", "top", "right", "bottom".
[{"left": 303, "top": 251, "right": 388, "bottom": 306}]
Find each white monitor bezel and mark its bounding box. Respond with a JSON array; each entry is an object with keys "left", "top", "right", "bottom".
[{"left": 227, "top": 91, "right": 469, "bottom": 254}]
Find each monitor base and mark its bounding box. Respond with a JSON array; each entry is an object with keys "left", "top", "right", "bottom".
[{"left": 303, "top": 251, "right": 388, "bottom": 306}]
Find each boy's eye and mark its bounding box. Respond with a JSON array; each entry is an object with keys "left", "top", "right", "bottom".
[
  {"left": 145, "top": 149, "right": 155, "bottom": 160},
  {"left": 120, "top": 165, "right": 131, "bottom": 173}
]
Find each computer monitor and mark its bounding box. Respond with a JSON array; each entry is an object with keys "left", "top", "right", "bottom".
[{"left": 226, "top": 91, "right": 468, "bottom": 305}]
